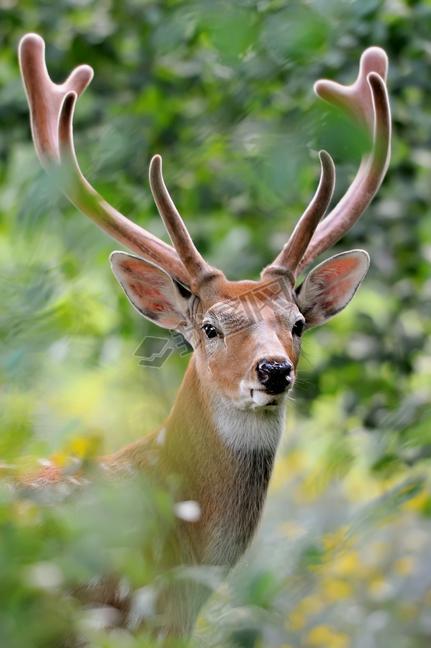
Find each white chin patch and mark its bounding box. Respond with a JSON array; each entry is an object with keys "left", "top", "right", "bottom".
[
  {"left": 251, "top": 389, "right": 278, "bottom": 408},
  {"left": 210, "top": 391, "right": 285, "bottom": 452}
]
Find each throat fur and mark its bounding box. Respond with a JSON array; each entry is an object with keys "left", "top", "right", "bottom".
[{"left": 205, "top": 447, "right": 275, "bottom": 566}]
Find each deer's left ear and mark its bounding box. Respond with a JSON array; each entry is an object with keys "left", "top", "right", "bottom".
[
  {"left": 110, "top": 252, "right": 192, "bottom": 331},
  {"left": 296, "top": 250, "right": 370, "bottom": 328}
]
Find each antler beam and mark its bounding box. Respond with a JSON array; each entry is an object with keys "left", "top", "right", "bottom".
[
  {"left": 298, "top": 47, "right": 391, "bottom": 272},
  {"left": 19, "top": 33, "right": 192, "bottom": 286},
  {"left": 263, "top": 47, "right": 391, "bottom": 281}
]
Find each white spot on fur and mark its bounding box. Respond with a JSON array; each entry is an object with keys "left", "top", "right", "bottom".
[
  {"left": 128, "top": 586, "right": 157, "bottom": 629},
  {"left": 81, "top": 606, "right": 122, "bottom": 631},
  {"left": 174, "top": 500, "right": 201, "bottom": 522}
]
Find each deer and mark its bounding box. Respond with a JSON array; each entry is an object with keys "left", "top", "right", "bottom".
[{"left": 18, "top": 34, "right": 391, "bottom": 639}]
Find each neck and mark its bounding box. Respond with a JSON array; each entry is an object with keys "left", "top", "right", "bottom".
[{"left": 161, "top": 357, "right": 285, "bottom": 564}]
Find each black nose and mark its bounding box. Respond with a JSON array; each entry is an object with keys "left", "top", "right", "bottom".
[{"left": 256, "top": 358, "right": 293, "bottom": 395}]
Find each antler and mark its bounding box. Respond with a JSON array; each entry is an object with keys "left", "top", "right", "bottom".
[
  {"left": 298, "top": 47, "right": 391, "bottom": 272},
  {"left": 148, "top": 155, "right": 220, "bottom": 287},
  {"left": 261, "top": 149, "right": 335, "bottom": 281},
  {"left": 263, "top": 47, "right": 391, "bottom": 281},
  {"left": 19, "top": 33, "right": 199, "bottom": 287},
  {"left": 19, "top": 35, "right": 390, "bottom": 289}
]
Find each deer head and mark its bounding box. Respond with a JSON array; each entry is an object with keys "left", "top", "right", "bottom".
[{"left": 19, "top": 34, "right": 391, "bottom": 415}]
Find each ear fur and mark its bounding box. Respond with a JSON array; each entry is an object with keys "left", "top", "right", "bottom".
[
  {"left": 296, "top": 249, "right": 370, "bottom": 328},
  {"left": 110, "top": 251, "right": 192, "bottom": 331}
]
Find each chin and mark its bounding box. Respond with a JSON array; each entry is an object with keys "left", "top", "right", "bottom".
[{"left": 250, "top": 389, "right": 287, "bottom": 409}]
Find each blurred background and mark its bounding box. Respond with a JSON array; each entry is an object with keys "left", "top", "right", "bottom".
[{"left": 0, "top": 0, "right": 431, "bottom": 646}]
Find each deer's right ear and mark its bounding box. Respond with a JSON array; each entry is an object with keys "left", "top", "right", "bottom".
[{"left": 110, "top": 252, "right": 192, "bottom": 331}]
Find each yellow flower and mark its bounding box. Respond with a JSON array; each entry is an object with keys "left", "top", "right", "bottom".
[
  {"left": 403, "top": 489, "right": 429, "bottom": 513},
  {"left": 270, "top": 449, "right": 307, "bottom": 492},
  {"left": 306, "top": 624, "right": 349, "bottom": 648},
  {"left": 287, "top": 596, "right": 324, "bottom": 631},
  {"left": 398, "top": 603, "right": 417, "bottom": 621},
  {"left": 51, "top": 451, "right": 68, "bottom": 468},
  {"left": 343, "top": 466, "right": 383, "bottom": 502},
  {"left": 368, "top": 575, "right": 392, "bottom": 600},
  {"left": 285, "top": 449, "right": 307, "bottom": 475},
  {"left": 331, "top": 551, "right": 362, "bottom": 577},
  {"left": 322, "top": 526, "right": 351, "bottom": 553},
  {"left": 68, "top": 434, "right": 102, "bottom": 459},
  {"left": 270, "top": 459, "right": 290, "bottom": 491},
  {"left": 288, "top": 607, "right": 306, "bottom": 631},
  {"left": 394, "top": 556, "right": 415, "bottom": 576},
  {"left": 278, "top": 520, "right": 307, "bottom": 540},
  {"left": 297, "top": 469, "right": 330, "bottom": 502},
  {"left": 322, "top": 578, "right": 353, "bottom": 602}
]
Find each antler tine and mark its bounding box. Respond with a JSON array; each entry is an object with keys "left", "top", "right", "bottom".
[
  {"left": 19, "top": 33, "right": 189, "bottom": 286},
  {"left": 261, "top": 150, "right": 335, "bottom": 281},
  {"left": 149, "top": 155, "right": 221, "bottom": 286},
  {"left": 18, "top": 33, "right": 93, "bottom": 162},
  {"left": 298, "top": 47, "right": 391, "bottom": 272}
]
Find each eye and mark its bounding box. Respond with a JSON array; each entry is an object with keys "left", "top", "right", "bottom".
[
  {"left": 292, "top": 318, "right": 305, "bottom": 337},
  {"left": 202, "top": 323, "right": 220, "bottom": 339}
]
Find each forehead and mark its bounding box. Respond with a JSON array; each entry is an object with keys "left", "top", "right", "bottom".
[{"left": 203, "top": 277, "right": 298, "bottom": 325}]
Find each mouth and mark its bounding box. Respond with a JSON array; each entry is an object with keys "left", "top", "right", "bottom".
[
  {"left": 250, "top": 388, "right": 284, "bottom": 408},
  {"left": 239, "top": 377, "right": 294, "bottom": 410}
]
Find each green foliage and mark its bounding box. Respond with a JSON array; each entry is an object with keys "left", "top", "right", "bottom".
[{"left": 0, "top": 0, "right": 430, "bottom": 646}]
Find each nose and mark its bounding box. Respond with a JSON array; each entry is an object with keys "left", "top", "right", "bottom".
[{"left": 256, "top": 358, "right": 293, "bottom": 395}]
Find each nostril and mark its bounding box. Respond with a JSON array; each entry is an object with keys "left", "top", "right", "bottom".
[
  {"left": 256, "top": 359, "right": 271, "bottom": 376},
  {"left": 256, "top": 359, "right": 274, "bottom": 383},
  {"left": 256, "top": 358, "right": 293, "bottom": 394},
  {"left": 281, "top": 362, "right": 292, "bottom": 375}
]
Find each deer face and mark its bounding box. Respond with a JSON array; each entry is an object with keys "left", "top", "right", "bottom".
[
  {"left": 193, "top": 280, "right": 302, "bottom": 410},
  {"left": 111, "top": 250, "right": 369, "bottom": 410}
]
